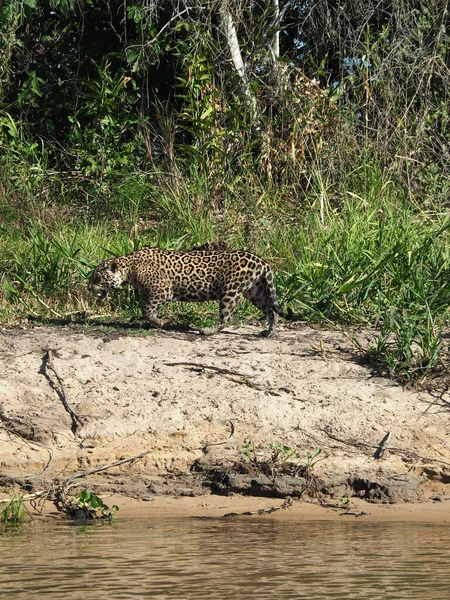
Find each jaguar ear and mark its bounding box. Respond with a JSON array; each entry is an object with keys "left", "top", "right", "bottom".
[{"left": 109, "top": 260, "right": 118, "bottom": 273}]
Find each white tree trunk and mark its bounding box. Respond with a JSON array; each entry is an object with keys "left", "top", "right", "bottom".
[
  {"left": 217, "top": 1, "right": 257, "bottom": 117},
  {"left": 219, "top": 5, "right": 246, "bottom": 81},
  {"left": 272, "top": 0, "right": 280, "bottom": 58}
]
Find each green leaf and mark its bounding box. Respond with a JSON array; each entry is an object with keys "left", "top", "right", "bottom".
[
  {"left": 336, "top": 275, "right": 355, "bottom": 294},
  {"left": 90, "top": 496, "right": 103, "bottom": 510},
  {"left": 200, "top": 107, "right": 214, "bottom": 121}
]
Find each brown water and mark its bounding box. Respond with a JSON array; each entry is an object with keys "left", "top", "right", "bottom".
[{"left": 1, "top": 517, "right": 450, "bottom": 599}]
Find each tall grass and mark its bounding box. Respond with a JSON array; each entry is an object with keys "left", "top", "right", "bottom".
[
  {"left": 274, "top": 197, "right": 450, "bottom": 323},
  {"left": 1, "top": 495, "right": 29, "bottom": 527},
  {"left": 270, "top": 194, "right": 450, "bottom": 380}
]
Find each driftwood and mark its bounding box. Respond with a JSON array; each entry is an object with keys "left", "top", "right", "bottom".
[
  {"left": 223, "top": 497, "right": 293, "bottom": 518},
  {"left": 62, "top": 450, "right": 152, "bottom": 488},
  {"left": 16, "top": 450, "right": 153, "bottom": 514},
  {"left": 0, "top": 489, "right": 50, "bottom": 509},
  {"left": 40, "top": 349, "right": 84, "bottom": 432},
  {"left": 165, "top": 361, "right": 267, "bottom": 391},
  {"left": 201, "top": 420, "right": 235, "bottom": 452},
  {"left": 52, "top": 450, "right": 153, "bottom": 515}
]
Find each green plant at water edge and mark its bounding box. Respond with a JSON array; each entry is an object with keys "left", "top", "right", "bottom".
[
  {"left": 242, "top": 442, "right": 327, "bottom": 486},
  {"left": 1, "top": 495, "right": 30, "bottom": 527},
  {"left": 71, "top": 489, "right": 119, "bottom": 521},
  {"left": 337, "top": 497, "right": 352, "bottom": 512}
]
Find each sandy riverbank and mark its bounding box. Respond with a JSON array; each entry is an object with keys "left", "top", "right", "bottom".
[
  {"left": 19, "top": 494, "right": 450, "bottom": 524},
  {"left": 1, "top": 323, "right": 449, "bottom": 509}
]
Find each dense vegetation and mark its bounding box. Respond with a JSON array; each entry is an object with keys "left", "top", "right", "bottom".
[{"left": 1, "top": 0, "right": 449, "bottom": 381}]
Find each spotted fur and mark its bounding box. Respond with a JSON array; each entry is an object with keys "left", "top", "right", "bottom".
[{"left": 89, "top": 246, "right": 286, "bottom": 336}]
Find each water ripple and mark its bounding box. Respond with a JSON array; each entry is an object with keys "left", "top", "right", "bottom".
[{"left": 1, "top": 519, "right": 449, "bottom": 599}]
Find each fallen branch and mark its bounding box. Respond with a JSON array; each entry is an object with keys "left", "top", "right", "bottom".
[
  {"left": 22, "top": 450, "right": 152, "bottom": 514},
  {"left": 165, "top": 361, "right": 266, "bottom": 391},
  {"left": 0, "top": 490, "right": 49, "bottom": 505},
  {"left": 62, "top": 450, "right": 153, "bottom": 488},
  {"left": 201, "top": 421, "right": 235, "bottom": 452},
  {"left": 223, "top": 497, "right": 293, "bottom": 517},
  {"left": 40, "top": 349, "right": 84, "bottom": 432}
]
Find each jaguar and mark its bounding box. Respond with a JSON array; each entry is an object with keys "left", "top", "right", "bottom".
[{"left": 88, "top": 245, "right": 286, "bottom": 337}]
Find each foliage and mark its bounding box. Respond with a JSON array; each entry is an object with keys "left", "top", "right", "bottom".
[
  {"left": 242, "top": 441, "right": 327, "bottom": 486},
  {"left": 1, "top": 495, "right": 30, "bottom": 527},
  {"left": 2, "top": 178, "right": 450, "bottom": 382},
  {"left": 0, "top": 0, "right": 450, "bottom": 384},
  {"left": 368, "top": 308, "right": 442, "bottom": 381},
  {"left": 0, "top": 0, "right": 448, "bottom": 197},
  {"left": 67, "top": 489, "right": 119, "bottom": 521},
  {"left": 337, "top": 497, "right": 352, "bottom": 512}
]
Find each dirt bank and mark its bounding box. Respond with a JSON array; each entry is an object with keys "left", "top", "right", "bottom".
[{"left": 1, "top": 323, "right": 449, "bottom": 508}]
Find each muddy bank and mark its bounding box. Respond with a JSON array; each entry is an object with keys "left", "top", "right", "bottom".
[{"left": 0, "top": 323, "right": 449, "bottom": 506}]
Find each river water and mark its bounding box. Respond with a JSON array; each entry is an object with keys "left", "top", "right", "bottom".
[{"left": 1, "top": 517, "right": 449, "bottom": 599}]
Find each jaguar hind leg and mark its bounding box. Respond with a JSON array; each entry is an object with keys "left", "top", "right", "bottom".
[
  {"left": 199, "top": 294, "right": 241, "bottom": 335},
  {"left": 244, "top": 281, "right": 278, "bottom": 337}
]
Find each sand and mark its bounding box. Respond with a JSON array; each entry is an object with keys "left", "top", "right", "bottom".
[{"left": 1, "top": 322, "right": 449, "bottom": 517}]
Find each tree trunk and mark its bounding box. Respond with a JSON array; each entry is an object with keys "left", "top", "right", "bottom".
[{"left": 216, "top": 1, "right": 257, "bottom": 120}]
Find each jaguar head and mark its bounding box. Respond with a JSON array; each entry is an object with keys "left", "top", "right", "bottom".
[{"left": 88, "top": 259, "right": 126, "bottom": 300}]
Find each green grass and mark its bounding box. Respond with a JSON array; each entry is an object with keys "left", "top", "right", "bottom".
[
  {"left": 1, "top": 166, "right": 450, "bottom": 383},
  {"left": 1, "top": 495, "right": 30, "bottom": 527}
]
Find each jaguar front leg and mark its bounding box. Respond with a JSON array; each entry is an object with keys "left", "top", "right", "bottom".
[{"left": 142, "top": 296, "right": 165, "bottom": 329}]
